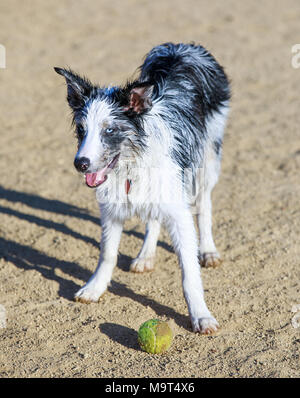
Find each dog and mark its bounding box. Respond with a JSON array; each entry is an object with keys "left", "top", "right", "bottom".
[{"left": 54, "top": 42, "right": 230, "bottom": 333}]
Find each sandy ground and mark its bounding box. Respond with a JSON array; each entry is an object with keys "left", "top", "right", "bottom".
[{"left": 0, "top": 0, "right": 300, "bottom": 378}]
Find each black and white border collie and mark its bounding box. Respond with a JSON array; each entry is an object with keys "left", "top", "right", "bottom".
[{"left": 55, "top": 42, "right": 230, "bottom": 333}]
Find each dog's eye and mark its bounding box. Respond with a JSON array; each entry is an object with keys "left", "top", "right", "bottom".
[{"left": 105, "top": 127, "right": 114, "bottom": 134}]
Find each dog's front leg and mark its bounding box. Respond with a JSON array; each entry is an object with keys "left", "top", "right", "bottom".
[
  {"left": 165, "top": 206, "right": 219, "bottom": 334},
  {"left": 75, "top": 217, "right": 123, "bottom": 304},
  {"left": 130, "top": 219, "right": 160, "bottom": 273}
]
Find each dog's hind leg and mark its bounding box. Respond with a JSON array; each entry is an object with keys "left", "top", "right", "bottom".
[
  {"left": 196, "top": 107, "right": 228, "bottom": 267},
  {"left": 165, "top": 205, "right": 218, "bottom": 333},
  {"left": 130, "top": 219, "right": 160, "bottom": 273},
  {"left": 75, "top": 214, "right": 123, "bottom": 303},
  {"left": 196, "top": 141, "right": 223, "bottom": 268}
]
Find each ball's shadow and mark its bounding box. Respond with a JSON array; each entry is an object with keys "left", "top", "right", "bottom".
[{"left": 99, "top": 322, "right": 141, "bottom": 351}]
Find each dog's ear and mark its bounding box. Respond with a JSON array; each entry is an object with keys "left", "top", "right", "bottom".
[
  {"left": 124, "top": 84, "right": 154, "bottom": 114},
  {"left": 54, "top": 67, "right": 92, "bottom": 110}
]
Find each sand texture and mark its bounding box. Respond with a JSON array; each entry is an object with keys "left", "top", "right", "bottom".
[{"left": 0, "top": 0, "right": 299, "bottom": 378}]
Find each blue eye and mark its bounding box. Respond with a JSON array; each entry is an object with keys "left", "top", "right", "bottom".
[{"left": 105, "top": 128, "right": 114, "bottom": 134}]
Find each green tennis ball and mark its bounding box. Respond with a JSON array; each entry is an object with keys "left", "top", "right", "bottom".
[{"left": 138, "top": 319, "right": 173, "bottom": 354}]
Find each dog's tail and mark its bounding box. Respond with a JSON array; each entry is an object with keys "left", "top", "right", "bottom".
[
  {"left": 139, "top": 42, "right": 230, "bottom": 113},
  {"left": 139, "top": 42, "right": 217, "bottom": 81},
  {"left": 139, "top": 42, "right": 182, "bottom": 82}
]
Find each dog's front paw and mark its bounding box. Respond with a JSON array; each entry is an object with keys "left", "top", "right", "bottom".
[
  {"left": 74, "top": 282, "right": 106, "bottom": 304},
  {"left": 199, "top": 252, "right": 222, "bottom": 268},
  {"left": 130, "top": 257, "right": 155, "bottom": 273},
  {"left": 191, "top": 316, "right": 219, "bottom": 334}
]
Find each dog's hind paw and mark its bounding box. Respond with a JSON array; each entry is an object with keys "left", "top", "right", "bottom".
[
  {"left": 192, "top": 316, "right": 219, "bottom": 334},
  {"left": 199, "top": 252, "right": 222, "bottom": 268},
  {"left": 130, "top": 257, "right": 155, "bottom": 273}
]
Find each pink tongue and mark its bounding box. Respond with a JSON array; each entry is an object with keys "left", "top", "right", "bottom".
[
  {"left": 85, "top": 166, "right": 108, "bottom": 187},
  {"left": 85, "top": 154, "right": 120, "bottom": 188}
]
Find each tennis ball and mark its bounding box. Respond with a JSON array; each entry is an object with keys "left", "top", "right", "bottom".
[{"left": 138, "top": 319, "right": 173, "bottom": 354}]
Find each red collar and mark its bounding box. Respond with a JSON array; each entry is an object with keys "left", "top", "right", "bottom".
[{"left": 125, "top": 179, "right": 131, "bottom": 194}]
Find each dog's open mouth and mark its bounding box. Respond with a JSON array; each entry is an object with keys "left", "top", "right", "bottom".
[{"left": 85, "top": 154, "right": 120, "bottom": 188}]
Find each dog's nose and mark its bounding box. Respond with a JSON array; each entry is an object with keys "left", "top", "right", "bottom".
[{"left": 74, "top": 157, "right": 90, "bottom": 172}]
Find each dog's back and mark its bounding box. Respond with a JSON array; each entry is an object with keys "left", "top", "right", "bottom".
[{"left": 138, "top": 43, "right": 230, "bottom": 171}]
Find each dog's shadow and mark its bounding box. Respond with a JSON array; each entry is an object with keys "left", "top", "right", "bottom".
[
  {"left": 108, "top": 281, "right": 190, "bottom": 330},
  {"left": 0, "top": 186, "right": 173, "bottom": 254},
  {"left": 0, "top": 185, "right": 189, "bottom": 330},
  {"left": 99, "top": 281, "right": 192, "bottom": 348}
]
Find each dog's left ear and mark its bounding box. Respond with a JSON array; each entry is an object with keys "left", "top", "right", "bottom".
[
  {"left": 124, "top": 84, "right": 154, "bottom": 114},
  {"left": 54, "top": 67, "right": 92, "bottom": 110}
]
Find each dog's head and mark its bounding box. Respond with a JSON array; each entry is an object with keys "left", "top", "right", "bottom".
[{"left": 54, "top": 67, "right": 153, "bottom": 188}]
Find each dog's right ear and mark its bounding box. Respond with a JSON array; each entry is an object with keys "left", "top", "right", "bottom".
[
  {"left": 123, "top": 83, "right": 154, "bottom": 114},
  {"left": 54, "top": 67, "right": 92, "bottom": 110}
]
